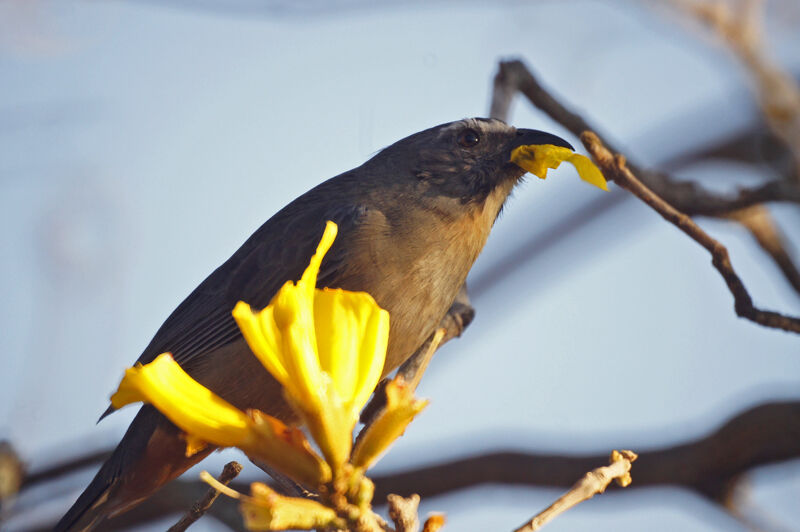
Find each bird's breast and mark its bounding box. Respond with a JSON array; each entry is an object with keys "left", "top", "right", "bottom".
[{"left": 343, "top": 190, "right": 505, "bottom": 373}]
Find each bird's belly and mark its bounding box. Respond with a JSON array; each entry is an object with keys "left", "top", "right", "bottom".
[
  {"left": 380, "top": 281, "right": 458, "bottom": 372},
  {"left": 356, "top": 246, "right": 472, "bottom": 374}
]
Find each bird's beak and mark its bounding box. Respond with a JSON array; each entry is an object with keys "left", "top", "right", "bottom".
[
  {"left": 506, "top": 128, "right": 608, "bottom": 190},
  {"left": 510, "top": 129, "right": 574, "bottom": 153}
]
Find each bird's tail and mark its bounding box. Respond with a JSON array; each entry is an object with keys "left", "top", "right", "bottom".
[
  {"left": 54, "top": 405, "right": 213, "bottom": 532},
  {"left": 53, "top": 454, "right": 120, "bottom": 532}
]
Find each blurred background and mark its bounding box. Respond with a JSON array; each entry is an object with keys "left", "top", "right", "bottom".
[{"left": 1, "top": 0, "right": 799, "bottom": 530}]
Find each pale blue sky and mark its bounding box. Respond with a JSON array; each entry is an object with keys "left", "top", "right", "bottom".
[{"left": 1, "top": 1, "right": 799, "bottom": 530}]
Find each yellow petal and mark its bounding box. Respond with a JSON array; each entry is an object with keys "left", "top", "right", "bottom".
[
  {"left": 510, "top": 144, "right": 608, "bottom": 190},
  {"left": 111, "top": 354, "right": 330, "bottom": 486},
  {"left": 299, "top": 221, "right": 338, "bottom": 292},
  {"left": 313, "top": 288, "right": 359, "bottom": 399},
  {"left": 302, "top": 288, "right": 389, "bottom": 470},
  {"left": 423, "top": 514, "right": 447, "bottom": 532},
  {"left": 232, "top": 220, "right": 393, "bottom": 472},
  {"left": 200, "top": 474, "right": 343, "bottom": 531},
  {"left": 183, "top": 434, "right": 209, "bottom": 457},
  {"left": 313, "top": 288, "right": 388, "bottom": 414},
  {"left": 269, "top": 244, "right": 329, "bottom": 409},
  {"left": 351, "top": 377, "right": 428, "bottom": 470},
  {"left": 510, "top": 144, "right": 571, "bottom": 179},
  {"left": 236, "top": 289, "right": 325, "bottom": 412},
  {"left": 232, "top": 302, "right": 288, "bottom": 384},
  {"left": 351, "top": 304, "right": 390, "bottom": 417},
  {"left": 278, "top": 312, "right": 324, "bottom": 409},
  {"left": 243, "top": 482, "right": 343, "bottom": 531},
  {"left": 111, "top": 353, "right": 255, "bottom": 448},
  {"left": 301, "top": 388, "right": 352, "bottom": 471},
  {"left": 567, "top": 153, "right": 608, "bottom": 191},
  {"left": 248, "top": 410, "right": 332, "bottom": 486}
]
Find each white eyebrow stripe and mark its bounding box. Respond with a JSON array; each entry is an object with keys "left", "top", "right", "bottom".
[
  {"left": 437, "top": 119, "right": 470, "bottom": 137},
  {"left": 437, "top": 118, "right": 510, "bottom": 139},
  {"left": 478, "top": 118, "right": 512, "bottom": 134}
]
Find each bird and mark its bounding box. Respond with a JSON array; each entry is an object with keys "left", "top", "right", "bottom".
[{"left": 55, "top": 118, "right": 573, "bottom": 531}]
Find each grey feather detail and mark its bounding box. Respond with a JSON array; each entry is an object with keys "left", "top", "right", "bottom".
[{"left": 99, "top": 201, "right": 369, "bottom": 418}]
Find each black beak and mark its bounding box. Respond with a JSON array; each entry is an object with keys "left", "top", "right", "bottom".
[{"left": 511, "top": 129, "right": 574, "bottom": 151}]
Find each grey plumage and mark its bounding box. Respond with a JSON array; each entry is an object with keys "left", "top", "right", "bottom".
[{"left": 55, "top": 118, "right": 572, "bottom": 531}]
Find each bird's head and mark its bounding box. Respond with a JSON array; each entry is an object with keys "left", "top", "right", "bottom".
[{"left": 366, "top": 117, "right": 574, "bottom": 204}]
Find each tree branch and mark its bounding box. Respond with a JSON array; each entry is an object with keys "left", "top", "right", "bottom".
[
  {"left": 725, "top": 205, "right": 800, "bottom": 297},
  {"left": 421, "top": 514, "right": 445, "bottom": 532},
  {"left": 513, "top": 450, "right": 637, "bottom": 532},
  {"left": 581, "top": 130, "right": 800, "bottom": 333},
  {"left": 360, "top": 285, "right": 474, "bottom": 426},
  {"left": 387, "top": 493, "right": 420, "bottom": 532},
  {"left": 23, "top": 400, "right": 800, "bottom": 530},
  {"left": 370, "top": 401, "right": 800, "bottom": 503},
  {"left": 168, "top": 461, "right": 243, "bottom": 532},
  {"left": 20, "top": 448, "right": 111, "bottom": 490},
  {"left": 0, "top": 441, "right": 24, "bottom": 511},
  {"left": 668, "top": 0, "right": 800, "bottom": 175},
  {"left": 491, "top": 59, "right": 800, "bottom": 216}
]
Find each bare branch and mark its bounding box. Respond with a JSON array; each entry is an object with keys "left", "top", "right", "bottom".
[
  {"left": 491, "top": 59, "right": 800, "bottom": 303},
  {"left": 581, "top": 130, "right": 800, "bottom": 333},
  {"left": 491, "top": 58, "right": 800, "bottom": 330},
  {"left": 371, "top": 400, "right": 800, "bottom": 502},
  {"left": 168, "top": 461, "right": 243, "bottom": 532},
  {"left": 421, "top": 515, "right": 446, "bottom": 532},
  {"left": 0, "top": 441, "right": 24, "bottom": 511},
  {"left": 360, "top": 286, "right": 474, "bottom": 426},
  {"left": 491, "top": 59, "right": 800, "bottom": 216},
  {"left": 724, "top": 205, "right": 800, "bottom": 297},
  {"left": 513, "top": 451, "right": 637, "bottom": 532},
  {"left": 21, "top": 448, "right": 111, "bottom": 489},
  {"left": 387, "top": 493, "right": 420, "bottom": 532},
  {"left": 247, "top": 458, "right": 312, "bottom": 498},
  {"left": 664, "top": 124, "right": 797, "bottom": 181},
  {"left": 25, "top": 400, "right": 800, "bottom": 530},
  {"left": 669, "top": 0, "right": 800, "bottom": 174}
]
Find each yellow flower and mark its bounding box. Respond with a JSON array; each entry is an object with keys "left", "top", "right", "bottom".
[
  {"left": 511, "top": 144, "right": 608, "bottom": 191},
  {"left": 110, "top": 220, "right": 440, "bottom": 529},
  {"left": 351, "top": 376, "right": 428, "bottom": 470},
  {"left": 111, "top": 353, "right": 331, "bottom": 486},
  {"left": 111, "top": 219, "right": 402, "bottom": 491},
  {"left": 233, "top": 221, "right": 390, "bottom": 470},
  {"left": 201, "top": 473, "right": 345, "bottom": 531}
]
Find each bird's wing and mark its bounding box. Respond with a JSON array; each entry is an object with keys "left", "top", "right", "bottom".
[{"left": 132, "top": 202, "right": 368, "bottom": 370}]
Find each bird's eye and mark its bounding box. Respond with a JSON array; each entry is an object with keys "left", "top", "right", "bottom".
[{"left": 458, "top": 129, "right": 480, "bottom": 148}]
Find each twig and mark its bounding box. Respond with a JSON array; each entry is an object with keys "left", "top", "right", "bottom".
[
  {"left": 513, "top": 450, "right": 637, "bottom": 532},
  {"left": 491, "top": 59, "right": 800, "bottom": 216},
  {"left": 724, "top": 205, "right": 800, "bottom": 297},
  {"left": 664, "top": 123, "right": 797, "bottom": 181},
  {"left": 167, "top": 461, "right": 243, "bottom": 532},
  {"left": 399, "top": 328, "right": 446, "bottom": 392},
  {"left": 581, "top": 130, "right": 800, "bottom": 334},
  {"left": 0, "top": 441, "right": 24, "bottom": 512},
  {"left": 371, "top": 400, "right": 800, "bottom": 503},
  {"left": 669, "top": 0, "right": 800, "bottom": 176},
  {"left": 387, "top": 493, "right": 420, "bottom": 532},
  {"left": 27, "top": 400, "right": 800, "bottom": 530},
  {"left": 650, "top": 2, "right": 800, "bottom": 299},
  {"left": 21, "top": 448, "right": 111, "bottom": 489},
  {"left": 421, "top": 515, "right": 446, "bottom": 532},
  {"left": 724, "top": 477, "right": 795, "bottom": 532},
  {"left": 247, "top": 457, "right": 311, "bottom": 498},
  {"left": 360, "top": 286, "right": 474, "bottom": 426},
  {"left": 682, "top": 180, "right": 800, "bottom": 216},
  {"left": 491, "top": 59, "right": 800, "bottom": 301}
]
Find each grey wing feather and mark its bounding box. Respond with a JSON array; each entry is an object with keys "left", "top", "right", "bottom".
[{"left": 99, "top": 200, "right": 368, "bottom": 420}]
